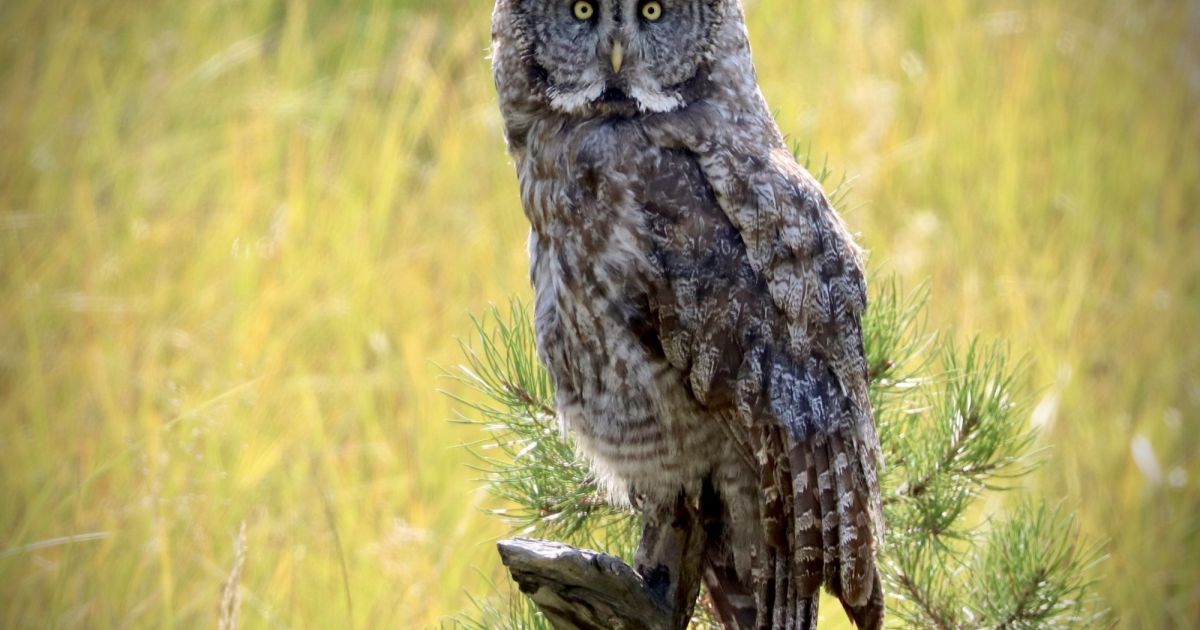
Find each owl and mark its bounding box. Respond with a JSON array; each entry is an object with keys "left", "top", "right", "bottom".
[{"left": 491, "top": 1, "right": 884, "bottom": 628}]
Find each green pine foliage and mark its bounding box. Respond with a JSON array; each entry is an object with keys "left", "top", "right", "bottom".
[{"left": 866, "top": 284, "right": 1107, "bottom": 628}]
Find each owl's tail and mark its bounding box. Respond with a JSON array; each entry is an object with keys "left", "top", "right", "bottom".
[
  {"left": 700, "top": 466, "right": 819, "bottom": 630},
  {"left": 709, "top": 422, "right": 883, "bottom": 630},
  {"left": 700, "top": 549, "right": 888, "bottom": 628},
  {"left": 702, "top": 548, "right": 881, "bottom": 629},
  {"left": 701, "top": 543, "right": 819, "bottom": 630},
  {"left": 700, "top": 542, "right": 820, "bottom": 624},
  {"left": 786, "top": 421, "right": 885, "bottom": 630}
]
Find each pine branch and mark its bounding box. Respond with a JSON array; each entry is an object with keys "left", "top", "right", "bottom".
[
  {"left": 894, "top": 569, "right": 957, "bottom": 630},
  {"left": 882, "top": 337, "right": 1039, "bottom": 550},
  {"left": 969, "top": 503, "right": 1107, "bottom": 629}
]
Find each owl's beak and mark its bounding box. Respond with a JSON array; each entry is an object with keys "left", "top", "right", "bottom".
[{"left": 610, "top": 41, "right": 624, "bottom": 73}]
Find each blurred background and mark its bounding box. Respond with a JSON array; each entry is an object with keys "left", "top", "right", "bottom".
[{"left": 1, "top": 0, "right": 1197, "bottom": 627}]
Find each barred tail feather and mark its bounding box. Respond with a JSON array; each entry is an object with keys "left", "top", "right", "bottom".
[
  {"left": 788, "top": 442, "right": 824, "bottom": 595},
  {"left": 783, "top": 425, "right": 884, "bottom": 629},
  {"left": 829, "top": 431, "right": 876, "bottom": 607},
  {"left": 703, "top": 556, "right": 760, "bottom": 630}
]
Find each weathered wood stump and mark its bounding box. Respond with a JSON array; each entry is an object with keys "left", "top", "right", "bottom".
[{"left": 497, "top": 493, "right": 708, "bottom": 630}]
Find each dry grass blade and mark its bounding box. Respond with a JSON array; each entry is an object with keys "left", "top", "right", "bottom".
[{"left": 219, "top": 521, "right": 248, "bottom": 630}]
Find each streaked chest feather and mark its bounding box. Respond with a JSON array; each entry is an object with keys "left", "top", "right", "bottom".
[{"left": 517, "top": 119, "right": 724, "bottom": 495}]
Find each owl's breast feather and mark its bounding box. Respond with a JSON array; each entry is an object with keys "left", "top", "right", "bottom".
[{"left": 520, "top": 124, "right": 732, "bottom": 503}]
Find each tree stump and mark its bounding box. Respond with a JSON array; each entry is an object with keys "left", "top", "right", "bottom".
[{"left": 497, "top": 493, "right": 707, "bottom": 630}]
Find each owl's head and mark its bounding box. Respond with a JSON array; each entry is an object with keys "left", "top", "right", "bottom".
[{"left": 494, "top": 0, "right": 730, "bottom": 118}]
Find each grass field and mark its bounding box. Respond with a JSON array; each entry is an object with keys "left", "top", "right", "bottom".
[{"left": 1, "top": 0, "right": 1197, "bottom": 627}]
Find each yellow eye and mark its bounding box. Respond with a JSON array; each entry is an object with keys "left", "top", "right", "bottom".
[
  {"left": 641, "top": 1, "right": 663, "bottom": 21},
  {"left": 572, "top": 0, "right": 595, "bottom": 20}
]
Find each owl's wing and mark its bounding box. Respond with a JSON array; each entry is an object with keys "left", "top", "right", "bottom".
[{"left": 634, "top": 138, "right": 883, "bottom": 627}]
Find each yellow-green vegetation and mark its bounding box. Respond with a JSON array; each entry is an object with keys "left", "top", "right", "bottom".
[{"left": 1, "top": 0, "right": 1196, "bottom": 627}]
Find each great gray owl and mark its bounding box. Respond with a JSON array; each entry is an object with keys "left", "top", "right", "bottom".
[{"left": 491, "top": 1, "right": 884, "bottom": 628}]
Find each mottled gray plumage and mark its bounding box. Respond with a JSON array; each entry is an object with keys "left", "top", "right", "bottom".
[{"left": 490, "top": 1, "right": 883, "bottom": 627}]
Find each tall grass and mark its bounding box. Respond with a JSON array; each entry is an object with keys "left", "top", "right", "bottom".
[{"left": 1, "top": 0, "right": 1196, "bottom": 627}]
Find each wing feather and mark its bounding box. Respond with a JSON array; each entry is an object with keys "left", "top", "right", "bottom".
[{"left": 635, "top": 127, "right": 882, "bottom": 626}]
